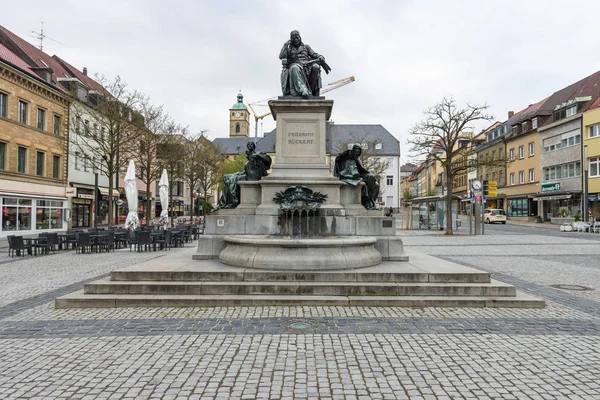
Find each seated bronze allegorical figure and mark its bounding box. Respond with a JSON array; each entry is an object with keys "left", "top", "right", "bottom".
[
  {"left": 213, "top": 142, "right": 272, "bottom": 211},
  {"left": 334, "top": 145, "right": 380, "bottom": 210},
  {"left": 279, "top": 30, "right": 331, "bottom": 98}
]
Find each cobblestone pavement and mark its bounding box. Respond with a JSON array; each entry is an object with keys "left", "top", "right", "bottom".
[{"left": 0, "top": 231, "right": 599, "bottom": 399}]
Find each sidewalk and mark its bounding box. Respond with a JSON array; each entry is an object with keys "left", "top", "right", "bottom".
[{"left": 395, "top": 216, "right": 563, "bottom": 231}]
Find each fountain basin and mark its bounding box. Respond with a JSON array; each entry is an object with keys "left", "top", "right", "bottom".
[{"left": 219, "top": 235, "right": 382, "bottom": 271}]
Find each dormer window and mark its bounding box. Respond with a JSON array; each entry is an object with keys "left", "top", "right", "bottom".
[
  {"left": 532, "top": 118, "right": 538, "bottom": 129},
  {"left": 566, "top": 105, "right": 577, "bottom": 117},
  {"left": 521, "top": 122, "right": 528, "bottom": 132},
  {"left": 375, "top": 142, "right": 382, "bottom": 150}
]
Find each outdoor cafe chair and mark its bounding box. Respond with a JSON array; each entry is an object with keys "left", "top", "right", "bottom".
[
  {"left": 45, "top": 233, "right": 58, "bottom": 254},
  {"left": 135, "top": 231, "right": 152, "bottom": 252},
  {"left": 98, "top": 231, "right": 115, "bottom": 252},
  {"left": 170, "top": 229, "right": 183, "bottom": 248},
  {"left": 113, "top": 230, "right": 128, "bottom": 249},
  {"left": 7, "top": 235, "right": 15, "bottom": 257},
  {"left": 154, "top": 229, "right": 171, "bottom": 251},
  {"left": 11, "top": 236, "right": 31, "bottom": 257},
  {"left": 64, "top": 232, "right": 78, "bottom": 250},
  {"left": 31, "top": 235, "right": 49, "bottom": 256},
  {"left": 75, "top": 232, "right": 94, "bottom": 254}
]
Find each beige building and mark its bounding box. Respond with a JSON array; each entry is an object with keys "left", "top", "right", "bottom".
[{"left": 0, "top": 44, "right": 70, "bottom": 234}]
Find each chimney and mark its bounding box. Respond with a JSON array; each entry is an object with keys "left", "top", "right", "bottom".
[
  {"left": 508, "top": 111, "right": 514, "bottom": 118},
  {"left": 83, "top": 67, "right": 88, "bottom": 76}
]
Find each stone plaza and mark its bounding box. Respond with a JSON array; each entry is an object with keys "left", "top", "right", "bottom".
[{"left": 0, "top": 224, "right": 599, "bottom": 399}]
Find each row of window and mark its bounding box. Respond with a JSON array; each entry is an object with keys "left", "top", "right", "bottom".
[
  {"left": 543, "top": 162, "right": 581, "bottom": 181},
  {"left": 502, "top": 159, "right": 600, "bottom": 183},
  {"left": 509, "top": 142, "right": 535, "bottom": 161},
  {"left": 0, "top": 142, "right": 61, "bottom": 178},
  {"left": 0, "top": 92, "right": 62, "bottom": 135},
  {"left": 553, "top": 105, "right": 578, "bottom": 122},
  {"left": 75, "top": 116, "right": 105, "bottom": 138},
  {"left": 543, "top": 133, "right": 580, "bottom": 152},
  {"left": 509, "top": 169, "right": 535, "bottom": 185},
  {"left": 347, "top": 142, "right": 384, "bottom": 151}
]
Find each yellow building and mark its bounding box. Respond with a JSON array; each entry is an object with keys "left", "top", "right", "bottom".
[
  {"left": 582, "top": 97, "right": 600, "bottom": 220},
  {"left": 475, "top": 122, "right": 505, "bottom": 210},
  {"left": 504, "top": 100, "right": 547, "bottom": 221},
  {"left": 0, "top": 45, "right": 70, "bottom": 233}
]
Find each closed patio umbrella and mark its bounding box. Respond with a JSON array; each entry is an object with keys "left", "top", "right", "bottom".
[
  {"left": 124, "top": 160, "right": 139, "bottom": 230},
  {"left": 158, "top": 168, "right": 169, "bottom": 228}
]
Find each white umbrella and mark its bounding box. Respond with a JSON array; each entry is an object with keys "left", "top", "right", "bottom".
[
  {"left": 158, "top": 168, "right": 169, "bottom": 228},
  {"left": 124, "top": 160, "right": 139, "bottom": 230}
]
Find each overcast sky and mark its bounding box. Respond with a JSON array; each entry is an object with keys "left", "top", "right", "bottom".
[{"left": 4, "top": 1, "right": 600, "bottom": 163}]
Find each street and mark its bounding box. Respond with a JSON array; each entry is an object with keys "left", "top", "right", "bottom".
[{"left": 0, "top": 226, "right": 598, "bottom": 399}]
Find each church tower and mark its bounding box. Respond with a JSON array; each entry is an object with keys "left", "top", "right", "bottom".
[{"left": 229, "top": 92, "right": 250, "bottom": 138}]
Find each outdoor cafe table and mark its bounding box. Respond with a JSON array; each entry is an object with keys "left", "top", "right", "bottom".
[
  {"left": 57, "top": 234, "right": 76, "bottom": 250},
  {"left": 170, "top": 230, "right": 183, "bottom": 247},
  {"left": 23, "top": 237, "right": 47, "bottom": 256},
  {"left": 114, "top": 232, "right": 128, "bottom": 249}
]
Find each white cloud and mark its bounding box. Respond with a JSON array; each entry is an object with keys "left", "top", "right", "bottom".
[{"left": 4, "top": 0, "right": 600, "bottom": 164}]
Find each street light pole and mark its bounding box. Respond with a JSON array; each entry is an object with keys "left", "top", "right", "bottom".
[
  {"left": 584, "top": 145, "right": 589, "bottom": 223},
  {"left": 94, "top": 172, "right": 99, "bottom": 228}
]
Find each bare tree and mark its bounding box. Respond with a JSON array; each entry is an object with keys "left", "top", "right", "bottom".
[
  {"left": 69, "top": 75, "right": 147, "bottom": 227},
  {"left": 129, "top": 102, "right": 178, "bottom": 222},
  {"left": 156, "top": 130, "right": 187, "bottom": 227},
  {"left": 180, "top": 131, "right": 214, "bottom": 219},
  {"left": 408, "top": 97, "right": 498, "bottom": 235},
  {"left": 195, "top": 138, "right": 223, "bottom": 216}
]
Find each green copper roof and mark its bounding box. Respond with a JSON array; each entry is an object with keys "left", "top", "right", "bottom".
[{"left": 231, "top": 92, "right": 247, "bottom": 110}]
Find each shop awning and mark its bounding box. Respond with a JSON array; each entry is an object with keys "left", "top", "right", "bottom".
[
  {"left": 98, "top": 188, "right": 120, "bottom": 197},
  {"left": 533, "top": 194, "right": 572, "bottom": 201}
]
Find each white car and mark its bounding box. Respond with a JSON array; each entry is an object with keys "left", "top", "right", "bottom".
[{"left": 484, "top": 209, "right": 507, "bottom": 224}]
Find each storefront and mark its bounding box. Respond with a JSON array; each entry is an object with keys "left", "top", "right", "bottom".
[
  {"left": 71, "top": 198, "right": 92, "bottom": 228},
  {"left": 70, "top": 186, "right": 95, "bottom": 228},
  {"left": 533, "top": 192, "right": 581, "bottom": 222},
  {"left": 118, "top": 191, "right": 153, "bottom": 223},
  {"left": 506, "top": 197, "right": 535, "bottom": 219},
  {"left": 1, "top": 195, "right": 67, "bottom": 234},
  {"left": 70, "top": 184, "right": 118, "bottom": 227}
]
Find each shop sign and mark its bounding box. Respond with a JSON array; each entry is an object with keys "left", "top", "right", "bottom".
[
  {"left": 66, "top": 188, "right": 76, "bottom": 197},
  {"left": 79, "top": 194, "right": 95, "bottom": 199},
  {"left": 541, "top": 182, "right": 561, "bottom": 193},
  {"left": 589, "top": 194, "right": 599, "bottom": 202}
]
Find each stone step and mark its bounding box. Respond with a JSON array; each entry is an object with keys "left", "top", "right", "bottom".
[
  {"left": 110, "top": 269, "right": 491, "bottom": 284},
  {"left": 84, "top": 278, "right": 515, "bottom": 297},
  {"left": 56, "top": 291, "right": 545, "bottom": 309}
]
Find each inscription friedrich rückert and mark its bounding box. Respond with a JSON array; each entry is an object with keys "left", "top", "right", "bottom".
[{"left": 288, "top": 132, "right": 314, "bottom": 145}]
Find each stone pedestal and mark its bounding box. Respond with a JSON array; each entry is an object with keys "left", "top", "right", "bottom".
[
  {"left": 198, "top": 98, "right": 409, "bottom": 265},
  {"left": 267, "top": 99, "right": 333, "bottom": 180}
]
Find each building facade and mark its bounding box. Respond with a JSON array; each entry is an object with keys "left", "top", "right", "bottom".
[
  {"left": 581, "top": 98, "right": 600, "bottom": 221},
  {"left": 0, "top": 46, "right": 69, "bottom": 234}
]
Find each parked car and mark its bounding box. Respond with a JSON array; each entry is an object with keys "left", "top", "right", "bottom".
[{"left": 484, "top": 209, "right": 507, "bottom": 224}]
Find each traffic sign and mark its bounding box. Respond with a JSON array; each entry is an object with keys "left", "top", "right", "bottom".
[{"left": 487, "top": 181, "right": 497, "bottom": 197}]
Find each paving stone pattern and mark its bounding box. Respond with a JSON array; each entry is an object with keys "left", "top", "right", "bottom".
[{"left": 0, "top": 230, "right": 599, "bottom": 399}]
